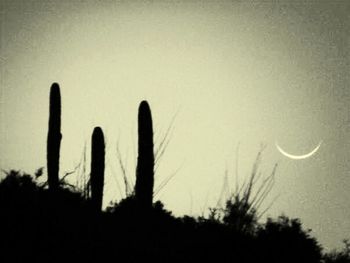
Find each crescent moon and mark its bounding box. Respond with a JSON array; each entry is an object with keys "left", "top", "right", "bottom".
[{"left": 275, "top": 141, "right": 322, "bottom": 160}]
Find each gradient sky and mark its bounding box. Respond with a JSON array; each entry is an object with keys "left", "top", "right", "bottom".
[{"left": 1, "top": 0, "right": 349, "bottom": 250}]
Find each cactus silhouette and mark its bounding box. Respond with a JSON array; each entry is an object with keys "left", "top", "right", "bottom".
[
  {"left": 135, "top": 101, "right": 154, "bottom": 210},
  {"left": 47, "top": 83, "right": 62, "bottom": 190},
  {"left": 90, "top": 127, "right": 105, "bottom": 212}
]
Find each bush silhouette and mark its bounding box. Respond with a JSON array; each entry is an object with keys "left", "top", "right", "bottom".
[
  {"left": 323, "top": 240, "right": 350, "bottom": 263},
  {"left": 256, "top": 215, "right": 323, "bottom": 263},
  {"left": 0, "top": 170, "right": 94, "bottom": 262}
]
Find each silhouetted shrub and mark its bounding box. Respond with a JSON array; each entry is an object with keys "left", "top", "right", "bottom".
[
  {"left": 223, "top": 196, "right": 258, "bottom": 234},
  {"left": 0, "top": 170, "right": 94, "bottom": 262},
  {"left": 257, "top": 215, "right": 323, "bottom": 263},
  {"left": 323, "top": 240, "right": 350, "bottom": 263},
  {"left": 218, "top": 147, "right": 277, "bottom": 235}
]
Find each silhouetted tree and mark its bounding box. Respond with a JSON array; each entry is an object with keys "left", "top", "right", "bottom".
[
  {"left": 135, "top": 101, "right": 154, "bottom": 210},
  {"left": 47, "top": 83, "right": 62, "bottom": 190},
  {"left": 90, "top": 127, "right": 105, "bottom": 213}
]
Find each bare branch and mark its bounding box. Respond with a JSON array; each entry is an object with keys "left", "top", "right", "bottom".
[{"left": 116, "top": 142, "right": 131, "bottom": 197}]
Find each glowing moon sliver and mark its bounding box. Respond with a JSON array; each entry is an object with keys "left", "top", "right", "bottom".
[{"left": 275, "top": 141, "right": 322, "bottom": 160}]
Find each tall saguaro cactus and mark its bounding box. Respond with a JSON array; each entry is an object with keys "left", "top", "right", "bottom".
[
  {"left": 135, "top": 101, "right": 155, "bottom": 210},
  {"left": 90, "top": 127, "right": 105, "bottom": 212},
  {"left": 47, "top": 83, "right": 62, "bottom": 190}
]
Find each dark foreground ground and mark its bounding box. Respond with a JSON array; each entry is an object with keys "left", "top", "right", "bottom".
[{"left": 0, "top": 171, "right": 349, "bottom": 263}]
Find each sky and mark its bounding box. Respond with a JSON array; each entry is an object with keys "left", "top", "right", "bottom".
[{"left": 1, "top": 0, "right": 349, "bottom": 251}]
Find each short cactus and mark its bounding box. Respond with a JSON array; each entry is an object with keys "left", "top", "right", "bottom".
[{"left": 90, "top": 127, "right": 105, "bottom": 212}]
